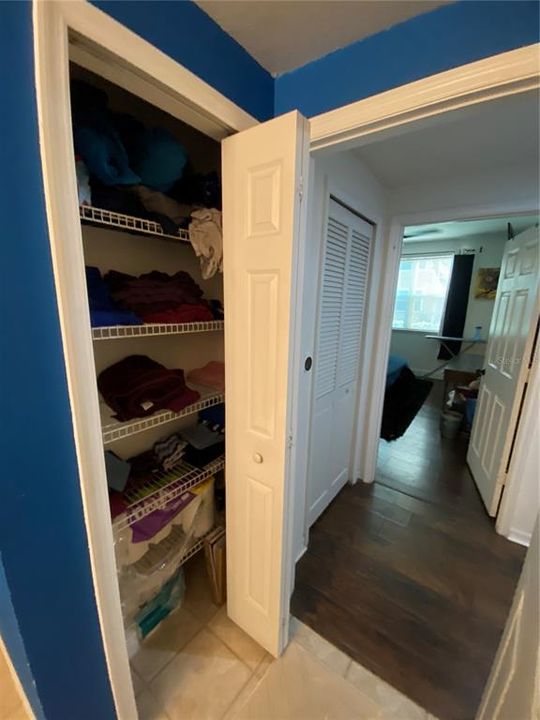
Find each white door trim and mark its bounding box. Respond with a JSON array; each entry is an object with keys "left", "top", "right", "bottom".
[
  {"left": 60, "top": 0, "right": 257, "bottom": 139},
  {"left": 32, "top": 2, "right": 259, "bottom": 717},
  {"left": 309, "top": 44, "right": 540, "bottom": 152}
]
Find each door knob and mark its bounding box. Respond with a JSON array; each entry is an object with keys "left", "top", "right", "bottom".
[{"left": 253, "top": 453, "right": 263, "bottom": 464}]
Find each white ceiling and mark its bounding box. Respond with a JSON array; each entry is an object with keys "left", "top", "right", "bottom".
[
  {"left": 404, "top": 216, "right": 539, "bottom": 244},
  {"left": 354, "top": 90, "right": 540, "bottom": 189},
  {"left": 195, "top": 1, "right": 447, "bottom": 75}
]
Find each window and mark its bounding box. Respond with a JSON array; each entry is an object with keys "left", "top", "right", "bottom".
[{"left": 392, "top": 254, "right": 453, "bottom": 332}]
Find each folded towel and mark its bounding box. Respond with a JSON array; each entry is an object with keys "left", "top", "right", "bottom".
[
  {"left": 98, "top": 355, "right": 200, "bottom": 421},
  {"left": 187, "top": 361, "right": 224, "bottom": 392}
]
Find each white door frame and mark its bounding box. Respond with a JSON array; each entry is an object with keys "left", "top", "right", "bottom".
[
  {"left": 300, "top": 180, "right": 376, "bottom": 549},
  {"left": 33, "top": 2, "right": 258, "bottom": 718},
  {"left": 306, "top": 42, "right": 539, "bottom": 497},
  {"left": 33, "top": 1, "right": 539, "bottom": 711},
  {"left": 309, "top": 44, "right": 539, "bottom": 153}
]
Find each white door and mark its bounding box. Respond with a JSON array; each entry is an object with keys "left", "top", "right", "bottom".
[
  {"left": 467, "top": 227, "right": 539, "bottom": 515},
  {"left": 222, "top": 111, "right": 309, "bottom": 655},
  {"left": 307, "top": 199, "right": 372, "bottom": 526},
  {"left": 476, "top": 519, "right": 539, "bottom": 720}
]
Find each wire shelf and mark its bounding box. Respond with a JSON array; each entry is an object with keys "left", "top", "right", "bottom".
[
  {"left": 102, "top": 391, "right": 224, "bottom": 445},
  {"left": 80, "top": 204, "right": 191, "bottom": 244},
  {"left": 92, "top": 320, "right": 224, "bottom": 340},
  {"left": 113, "top": 455, "right": 225, "bottom": 531}
]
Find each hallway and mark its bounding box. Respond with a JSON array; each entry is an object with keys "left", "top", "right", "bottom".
[{"left": 291, "top": 382, "right": 525, "bottom": 720}]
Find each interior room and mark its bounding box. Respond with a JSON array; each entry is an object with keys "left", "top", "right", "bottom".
[
  {"left": 292, "top": 89, "right": 539, "bottom": 720},
  {"left": 383, "top": 214, "right": 537, "bottom": 446},
  {"left": 5, "top": 0, "right": 538, "bottom": 716},
  {"left": 66, "top": 67, "right": 538, "bottom": 720}
]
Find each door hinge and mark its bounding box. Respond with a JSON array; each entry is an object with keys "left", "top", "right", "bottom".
[
  {"left": 298, "top": 178, "right": 304, "bottom": 201},
  {"left": 287, "top": 434, "right": 294, "bottom": 450}
]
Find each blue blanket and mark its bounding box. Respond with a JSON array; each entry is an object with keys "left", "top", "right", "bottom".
[{"left": 386, "top": 355, "right": 408, "bottom": 388}]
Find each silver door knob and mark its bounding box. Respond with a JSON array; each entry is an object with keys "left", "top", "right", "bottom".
[{"left": 253, "top": 453, "right": 263, "bottom": 464}]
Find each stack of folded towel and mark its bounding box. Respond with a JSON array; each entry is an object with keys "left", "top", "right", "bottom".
[
  {"left": 98, "top": 355, "right": 200, "bottom": 421},
  {"left": 105, "top": 269, "right": 214, "bottom": 324}
]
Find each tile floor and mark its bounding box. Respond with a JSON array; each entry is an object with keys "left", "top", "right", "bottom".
[{"left": 133, "top": 554, "right": 436, "bottom": 720}]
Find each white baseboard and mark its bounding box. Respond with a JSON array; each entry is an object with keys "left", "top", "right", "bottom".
[{"left": 506, "top": 529, "right": 532, "bottom": 547}]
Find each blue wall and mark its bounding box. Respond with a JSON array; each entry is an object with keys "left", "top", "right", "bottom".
[
  {"left": 274, "top": 0, "right": 540, "bottom": 117},
  {"left": 2, "top": 0, "right": 539, "bottom": 717},
  {"left": 93, "top": 0, "right": 274, "bottom": 122},
  {"left": 0, "top": 556, "right": 45, "bottom": 720},
  {"left": 0, "top": 3, "right": 116, "bottom": 719}
]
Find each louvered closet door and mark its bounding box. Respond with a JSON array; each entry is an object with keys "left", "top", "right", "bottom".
[{"left": 307, "top": 199, "right": 372, "bottom": 526}]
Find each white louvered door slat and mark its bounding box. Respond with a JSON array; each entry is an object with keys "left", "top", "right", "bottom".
[
  {"left": 308, "top": 199, "right": 373, "bottom": 526},
  {"left": 314, "top": 216, "right": 348, "bottom": 398}
]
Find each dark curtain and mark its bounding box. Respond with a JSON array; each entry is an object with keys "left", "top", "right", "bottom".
[{"left": 438, "top": 254, "right": 474, "bottom": 359}]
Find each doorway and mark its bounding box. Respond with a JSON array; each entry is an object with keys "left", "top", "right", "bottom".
[{"left": 293, "top": 90, "right": 539, "bottom": 720}]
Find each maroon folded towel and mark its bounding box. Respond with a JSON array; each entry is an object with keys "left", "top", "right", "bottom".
[
  {"left": 105, "top": 270, "right": 205, "bottom": 310},
  {"left": 98, "top": 355, "right": 200, "bottom": 421}
]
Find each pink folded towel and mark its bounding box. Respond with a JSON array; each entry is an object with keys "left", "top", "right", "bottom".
[{"left": 187, "top": 361, "right": 225, "bottom": 392}]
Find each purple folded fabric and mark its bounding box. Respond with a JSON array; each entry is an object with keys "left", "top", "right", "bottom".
[
  {"left": 131, "top": 491, "right": 196, "bottom": 543},
  {"left": 98, "top": 355, "right": 200, "bottom": 421}
]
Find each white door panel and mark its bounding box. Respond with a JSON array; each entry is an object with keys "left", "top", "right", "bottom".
[
  {"left": 467, "top": 227, "right": 539, "bottom": 516},
  {"left": 308, "top": 199, "right": 373, "bottom": 526},
  {"left": 331, "top": 386, "right": 356, "bottom": 486},
  {"left": 476, "top": 520, "right": 539, "bottom": 720},
  {"left": 222, "top": 111, "right": 308, "bottom": 656}
]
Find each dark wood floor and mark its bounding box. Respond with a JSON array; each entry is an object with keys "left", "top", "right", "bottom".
[{"left": 292, "top": 381, "right": 525, "bottom": 720}]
